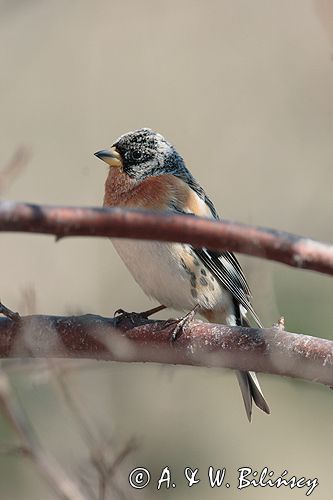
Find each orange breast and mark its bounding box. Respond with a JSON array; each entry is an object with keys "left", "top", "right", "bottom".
[{"left": 103, "top": 169, "right": 212, "bottom": 217}]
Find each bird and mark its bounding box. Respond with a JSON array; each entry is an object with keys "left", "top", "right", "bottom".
[{"left": 95, "top": 128, "right": 270, "bottom": 421}]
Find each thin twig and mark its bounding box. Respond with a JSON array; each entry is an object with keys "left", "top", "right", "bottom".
[
  {"left": 52, "top": 362, "right": 97, "bottom": 449},
  {"left": 0, "top": 201, "right": 333, "bottom": 275},
  {"left": 0, "top": 147, "right": 31, "bottom": 194},
  {"left": 0, "top": 367, "right": 87, "bottom": 500},
  {"left": 107, "top": 439, "right": 137, "bottom": 477},
  {"left": 51, "top": 361, "right": 135, "bottom": 500}
]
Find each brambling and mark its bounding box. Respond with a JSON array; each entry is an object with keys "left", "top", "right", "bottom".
[{"left": 95, "top": 128, "right": 270, "bottom": 421}]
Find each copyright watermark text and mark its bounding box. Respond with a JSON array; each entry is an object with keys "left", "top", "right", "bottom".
[{"left": 128, "top": 466, "right": 318, "bottom": 496}]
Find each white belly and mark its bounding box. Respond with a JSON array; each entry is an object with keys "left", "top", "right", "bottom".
[
  {"left": 111, "top": 238, "right": 232, "bottom": 313},
  {"left": 112, "top": 238, "right": 193, "bottom": 309}
]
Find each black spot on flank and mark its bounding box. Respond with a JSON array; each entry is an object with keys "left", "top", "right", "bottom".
[
  {"left": 200, "top": 268, "right": 207, "bottom": 276},
  {"left": 191, "top": 288, "right": 198, "bottom": 298},
  {"left": 200, "top": 277, "right": 208, "bottom": 286},
  {"left": 181, "top": 260, "right": 191, "bottom": 274},
  {"left": 193, "top": 258, "right": 200, "bottom": 266},
  {"left": 190, "top": 275, "right": 196, "bottom": 287}
]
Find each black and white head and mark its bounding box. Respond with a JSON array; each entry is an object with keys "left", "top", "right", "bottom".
[{"left": 95, "top": 128, "right": 188, "bottom": 182}]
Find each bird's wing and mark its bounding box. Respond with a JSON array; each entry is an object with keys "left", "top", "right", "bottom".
[
  {"left": 192, "top": 247, "right": 262, "bottom": 327},
  {"left": 171, "top": 176, "right": 262, "bottom": 327}
]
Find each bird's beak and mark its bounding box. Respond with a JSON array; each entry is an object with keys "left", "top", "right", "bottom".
[{"left": 94, "top": 146, "right": 123, "bottom": 168}]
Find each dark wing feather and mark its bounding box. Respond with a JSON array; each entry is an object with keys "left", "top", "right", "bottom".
[
  {"left": 171, "top": 172, "right": 262, "bottom": 327},
  {"left": 192, "top": 247, "right": 262, "bottom": 327},
  {"left": 221, "top": 250, "right": 251, "bottom": 296}
]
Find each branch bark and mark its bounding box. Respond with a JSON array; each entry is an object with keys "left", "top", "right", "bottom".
[
  {"left": 1, "top": 200, "right": 333, "bottom": 275},
  {"left": 1, "top": 312, "right": 333, "bottom": 388}
]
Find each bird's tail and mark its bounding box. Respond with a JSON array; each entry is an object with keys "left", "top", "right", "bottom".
[
  {"left": 201, "top": 308, "right": 270, "bottom": 421},
  {"left": 236, "top": 370, "right": 270, "bottom": 422},
  {"left": 236, "top": 314, "right": 270, "bottom": 421}
]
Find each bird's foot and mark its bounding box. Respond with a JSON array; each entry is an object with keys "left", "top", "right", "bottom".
[
  {"left": 272, "top": 316, "right": 285, "bottom": 331},
  {"left": 114, "top": 305, "right": 166, "bottom": 327},
  {"left": 166, "top": 305, "right": 199, "bottom": 343},
  {"left": 139, "top": 304, "right": 166, "bottom": 318},
  {"left": 0, "top": 301, "right": 20, "bottom": 321}
]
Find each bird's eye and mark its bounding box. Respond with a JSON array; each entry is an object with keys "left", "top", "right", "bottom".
[{"left": 129, "top": 150, "right": 143, "bottom": 162}]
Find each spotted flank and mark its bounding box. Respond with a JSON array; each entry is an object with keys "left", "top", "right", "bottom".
[{"left": 193, "top": 247, "right": 262, "bottom": 328}]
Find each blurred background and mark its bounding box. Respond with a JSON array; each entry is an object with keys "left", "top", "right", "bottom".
[{"left": 1, "top": 0, "right": 333, "bottom": 498}]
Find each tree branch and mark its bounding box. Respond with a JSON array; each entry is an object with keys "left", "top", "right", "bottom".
[
  {"left": 1, "top": 311, "right": 333, "bottom": 388},
  {"left": 1, "top": 200, "right": 333, "bottom": 275}
]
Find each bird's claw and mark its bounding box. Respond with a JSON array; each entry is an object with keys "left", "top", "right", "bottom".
[
  {"left": 114, "top": 305, "right": 166, "bottom": 327},
  {"left": 114, "top": 309, "right": 144, "bottom": 327},
  {"left": 114, "top": 308, "right": 127, "bottom": 317},
  {"left": 167, "top": 306, "right": 198, "bottom": 344},
  {"left": 272, "top": 316, "right": 285, "bottom": 331}
]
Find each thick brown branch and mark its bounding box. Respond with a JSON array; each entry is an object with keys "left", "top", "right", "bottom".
[
  {"left": 0, "top": 201, "right": 333, "bottom": 275},
  {"left": 0, "top": 313, "right": 333, "bottom": 388}
]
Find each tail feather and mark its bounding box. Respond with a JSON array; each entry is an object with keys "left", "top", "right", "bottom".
[
  {"left": 236, "top": 371, "right": 270, "bottom": 422},
  {"left": 236, "top": 370, "right": 252, "bottom": 421},
  {"left": 237, "top": 313, "right": 270, "bottom": 421},
  {"left": 201, "top": 305, "right": 270, "bottom": 421}
]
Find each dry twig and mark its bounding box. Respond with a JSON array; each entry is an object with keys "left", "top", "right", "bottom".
[
  {"left": 49, "top": 361, "right": 136, "bottom": 500},
  {"left": 0, "top": 366, "right": 87, "bottom": 500},
  {"left": 0, "top": 148, "right": 31, "bottom": 194}
]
